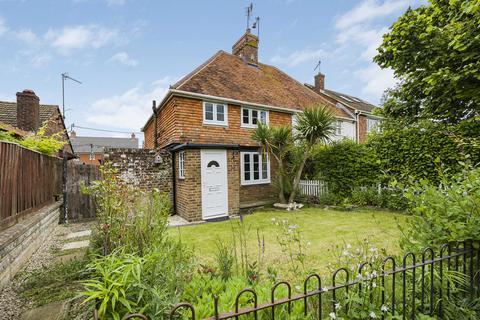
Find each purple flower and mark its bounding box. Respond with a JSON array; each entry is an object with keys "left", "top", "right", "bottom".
[{"left": 239, "top": 214, "right": 244, "bottom": 223}]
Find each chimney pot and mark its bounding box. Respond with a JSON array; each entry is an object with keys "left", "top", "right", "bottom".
[
  {"left": 131, "top": 132, "right": 136, "bottom": 139},
  {"left": 70, "top": 130, "right": 76, "bottom": 138},
  {"left": 16, "top": 89, "right": 40, "bottom": 132}
]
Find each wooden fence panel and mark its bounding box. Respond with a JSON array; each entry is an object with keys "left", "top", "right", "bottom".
[
  {"left": 299, "top": 179, "right": 328, "bottom": 198},
  {"left": 65, "top": 161, "right": 99, "bottom": 221},
  {"left": 0, "top": 141, "right": 62, "bottom": 230}
]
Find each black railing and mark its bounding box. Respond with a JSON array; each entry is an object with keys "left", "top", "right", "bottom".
[{"left": 95, "top": 241, "right": 480, "bottom": 320}]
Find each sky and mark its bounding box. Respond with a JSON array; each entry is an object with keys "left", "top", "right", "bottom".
[{"left": 0, "top": 0, "right": 423, "bottom": 143}]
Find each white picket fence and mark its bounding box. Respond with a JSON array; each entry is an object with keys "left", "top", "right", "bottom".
[{"left": 299, "top": 180, "right": 328, "bottom": 197}]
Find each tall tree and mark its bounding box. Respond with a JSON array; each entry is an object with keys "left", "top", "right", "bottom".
[{"left": 375, "top": 0, "right": 480, "bottom": 124}]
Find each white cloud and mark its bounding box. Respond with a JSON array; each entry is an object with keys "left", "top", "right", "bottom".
[
  {"left": 86, "top": 77, "right": 175, "bottom": 131},
  {"left": 30, "top": 54, "right": 51, "bottom": 68},
  {"left": 45, "top": 25, "right": 119, "bottom": 54},
  {"left": 0, "top": 17, "right": 8, "bottom": 36},
  {"left": 355, "top": 64, "right": 397, "bottom": 100},
  {"left": 335, "top": 0, "right": 410, "bottom": 30},
  {"left": 271, "top": 48, "right": 325, "bottom": 67},
  {"left": 108, "top": 51, "right": 138, "bottom": 66},
  {"left": 13, "top": 29, "right": 38, "bottom": 43}
]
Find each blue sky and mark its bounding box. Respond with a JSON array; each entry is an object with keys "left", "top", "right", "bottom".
[{"left": 0, "top": 0, "right": 422, "bottom": 141}]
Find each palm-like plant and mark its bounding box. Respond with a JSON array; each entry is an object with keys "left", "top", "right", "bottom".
[
  {"left": 252, "top": 123, "right": 293, "bottom": 203},
  {"left": 252, "top": 105, "right": 335, "bottom": 205},
  {"left": 289, "top": 106, "right": 336, "bottom": 203}
]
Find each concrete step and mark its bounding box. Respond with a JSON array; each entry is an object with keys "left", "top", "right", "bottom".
[
  {"left": 61, "top": 240, "right": 90, "bottom": 251},
  {"left": 21, "top": 301, "right": 68, "bottom": 320},
  {"left": 65, "top": 230, "right": 91, "bottom": 239}
]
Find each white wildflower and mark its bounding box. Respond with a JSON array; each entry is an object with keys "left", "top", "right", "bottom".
[
  {"left": 372, "top": 282, "right": 377, "bottom": 288},
  {"left": 381, "top": 305, "right": 389, "bottom": 312},
  {"left": 335, "top": 302, "right": 341, "bottom": 310},
  {"left": 346, "top": 243, "right": 352, "bottom": 249},
  {"left": 329, "top": 312, "right": 336, "bottom": 319},
  {"left": 356, "top": 273, "right": 363, "bottom": 280},
  {"left": 322, "top": 287, "right": 329, "bottom": 292},
  {"left": 369, "top": 311, "right": 377, "bottom": 318},
  {"left": 271, "top": 218, "right": 276, "bottom": 222},
  {"left": 342, "top": 250, "right": 350, "bottom": 257}
]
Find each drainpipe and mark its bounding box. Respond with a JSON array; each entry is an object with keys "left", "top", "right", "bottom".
[
  {"left": 355, "top": 110, "right": 360, "bottom": 143},
  {"left": 152, "top": 100, "right": 158, "bottom": 150}
]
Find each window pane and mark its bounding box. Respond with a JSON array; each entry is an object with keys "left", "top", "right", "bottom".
[
  {"left": 253, "top": 154, "right": 259, "bottom": 180},
  {"left": 216, "top": 104, "right": 224, "bottom": 122},
  {"left": 205, "top": 103, "right": 214, "bottom": 120},
  {"left": 243, "top": 109, "right": 250, "bottom": 124},
  {"left": 243, "top": 154, "right": 250, "bottom": 181},
  {"left": 262, "top": 156, "right": 268, "bottom": 179},
  {"left": 260, "top": 111, "right": 267, "bottom": 124},
  {"left": 252, "top": 110, "right": 258, "bottom": 124}
]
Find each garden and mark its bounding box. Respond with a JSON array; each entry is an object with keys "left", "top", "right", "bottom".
[{"left": 15, "top": 0, "right": 480, "bottom": 318}]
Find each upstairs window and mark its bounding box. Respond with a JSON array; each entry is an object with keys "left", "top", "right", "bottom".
[
  {"left": 178, "top": 151, "right": 185, "bottom": 179},
  {"left": 203, "top": 102, "right": 228, "bottom": 126},
  {"left": 241, "top": 151, "right": 270, "bottom": 185},
  {"left": 241, "top": 107, "right": 268, "bottom": 128}
]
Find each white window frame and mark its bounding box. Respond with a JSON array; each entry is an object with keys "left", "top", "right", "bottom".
[
  {"left": 240, "top": 151, "right": 270, "bottom": 185},
  {"left": 178, "top": 151, "right": 185, "bottom": 179},
  {"left": 336, "top": 120, "right": 343, "bottom": 135},
  {"left": 203, "top": 101, "right": 228, "bottom": 126},
  {"left": 367, "top": 118, "right": 379, "bottom": 132},
  {"left": 241, "top": 107, "right": 269, "bottom": 128}
]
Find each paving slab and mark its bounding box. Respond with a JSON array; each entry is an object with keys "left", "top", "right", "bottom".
[
  {"left": 61, "top": 240, "right": 90, "bottom": 251},
  {"left": 21, "top": 301, "right": 68, "bottom": 320},
  {"left": 65, "top": 230, "right": 91, "bottom": 239},
  {"left": 168, "top": 215, "right": 205, "bottom": 227}
]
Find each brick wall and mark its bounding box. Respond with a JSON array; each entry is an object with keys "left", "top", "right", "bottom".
[
  {"left": 239, "top": 157, "right": 277, "bottom": 208},
  {"left": 104, "top": 148, "right": 173, "bottom": 201},
  {"left": 175, "top": 149, "right": 202, "bottom": 221},
  {"left": 227, "top": 150, "right": 240, "bottom": 215},
  {"left": 358, "top": 114, "right": 368, "bottom": 143}
]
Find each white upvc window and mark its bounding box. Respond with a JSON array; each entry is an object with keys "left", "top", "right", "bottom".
[
  {"left": 336, "top": 120, "right": 343, "bottom": 135},
  {"left": 178, "top": 151, "right": 185, "bottom": 179},
  {"left": 367, "top": 118, "right": 379, "bottom": 132},
  {"left": 240, "top": 151, "right": 270, "bottom": 185},
  {"left": 241, "top": 107, "right": 268, "bottom": 128},
  {"left": 89, "top": 153, "right": 95, "bottom": 160},
  {"left": 203, "top": 101, "right": 228, "bottom": 126}
]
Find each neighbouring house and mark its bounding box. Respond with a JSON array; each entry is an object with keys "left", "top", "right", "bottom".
[
  {"left": 0, "top": 89, "right": 74, "bottom": 157},
  {"left": 70, "top": 131, "right": 139, "bottom": 165},
  {"left": 141, "top": 28, "right": 379, "bottom": 221}
]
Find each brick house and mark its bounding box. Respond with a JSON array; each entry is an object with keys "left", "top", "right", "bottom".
[
  {"left": 70, "top": 131, "right": 139, "bottom": 165},
  {"left": 0, "top": 89, "right": 74, "bottom": 157},
  {"left": 142, "top": 30, "right": 379, "bottom": 221}
]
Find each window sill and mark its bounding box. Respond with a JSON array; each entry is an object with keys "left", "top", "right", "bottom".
[
  {"left": 202, "top": 122, "right": 228, "bottom": 128},
  {"left": 241, "top": 180, "right": 271, "bottom": 186}
]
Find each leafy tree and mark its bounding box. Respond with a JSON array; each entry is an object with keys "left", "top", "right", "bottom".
[{"left": 374, "top": 0, "right": 480, "bottom": 124}]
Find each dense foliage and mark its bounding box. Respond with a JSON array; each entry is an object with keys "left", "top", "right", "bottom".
[
  {"left": 367, "top": 121, "right": 480, "bottom": 184},
  {"left": 374, "top": 0, "right": 480, "bottom": 124},
  {"left": 401, "top": 165, "right": 480, "bottom": 251},
  {"left": 0, "top": 123, "right": 66, "bottom": 155},
  {"left": 309, "top": 139, "right": 380, "bottom": 197}
]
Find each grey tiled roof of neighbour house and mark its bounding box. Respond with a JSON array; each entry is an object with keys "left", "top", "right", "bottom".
[
  {"left": 304, "top": 85, "right": 377, "bottom": 113},
  {"left": 0, "top": 101, "right": 60, "bottom": 127},
  {"left": 71, "top": 136, "right": 139, "bottom": 154}
]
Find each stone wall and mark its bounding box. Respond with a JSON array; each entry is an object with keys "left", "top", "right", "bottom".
[
  {"left": 0, "top": 201, "right": 61, "bottom": 287},
  {"left": 104, "top": 148, "right": 173, "bottom": 201}
]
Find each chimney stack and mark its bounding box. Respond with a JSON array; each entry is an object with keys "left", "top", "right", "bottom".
[
  {"left": 16, "top": 89, "right": 40, "bottom": 132},
  {"left": 232, "top": 29, "right": 259, "bottom": 65},
  {"left": 314, "top": 73, "right": 325, "bottom": 92},
  {"left": 131, "top": 132, "right": 136, "bottom": 139},
  {"left": 70, "top": 130, "right": 77, "bottom": 138}
]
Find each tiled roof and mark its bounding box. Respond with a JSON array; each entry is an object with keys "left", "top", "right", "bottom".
[
  {"left": 320, "top": 88, "right": 376, "bottom": 113},
  {"left": 71, "top": 136, "right": 139, "bottom": 153},
  {"left": 172, "top": 51, "right": 351, "bottom": 118},
  {"left": 0, "top": 101, "right": 60, "bottom": 127}
]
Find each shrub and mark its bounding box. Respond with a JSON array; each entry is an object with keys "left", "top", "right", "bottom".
[
  {"left": 82, "top": 164, "right": 171, "bottom": 255},
  {"left": 317, "top": 192, "right": 343, "bottom": 206},
  {"left": 401, "top": 165, "right": 480, "bottom": 251},
  {"left": 350, "top": 187, "right": 380, "bottom": 207},
  {"left": 309, "top": 140, "right": 380, "bottom": 197}
]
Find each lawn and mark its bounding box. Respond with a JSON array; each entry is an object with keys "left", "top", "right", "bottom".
[{"left": 169, "top": 207, "right": 408, "bottom": 272}]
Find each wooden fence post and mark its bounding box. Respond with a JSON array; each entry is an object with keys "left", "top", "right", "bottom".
[{"left": 62, "top": 153, "right": 68, "bottom": 224}]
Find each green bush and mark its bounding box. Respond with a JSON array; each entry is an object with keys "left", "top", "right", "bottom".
[
  {"left": 309, "top": 140, "right": 380, "bottom": 197},
  {"left": 350, "top": 187, "right": 380, "bottom": 207},
  {"left": 401, "top": 165, "right": 480, "bottom": 251},
  {"left": 317, "top": 192, "right": 343, "bottom": 206},
  {"left": 367, "top": 121, "right": 480, "bottom": 184}
]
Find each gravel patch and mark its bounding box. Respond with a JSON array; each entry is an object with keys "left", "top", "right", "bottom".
[{"left": 0, "top": 221, "right": 93, "bottom": 320}]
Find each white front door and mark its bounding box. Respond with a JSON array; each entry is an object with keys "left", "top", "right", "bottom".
[{"left": 201, "top": 149, "right": 228, "bottom": 220}]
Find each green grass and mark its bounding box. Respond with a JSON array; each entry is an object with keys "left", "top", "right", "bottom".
[{"left": 170, "top": 207, "right": 408, "bottom": 272}]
